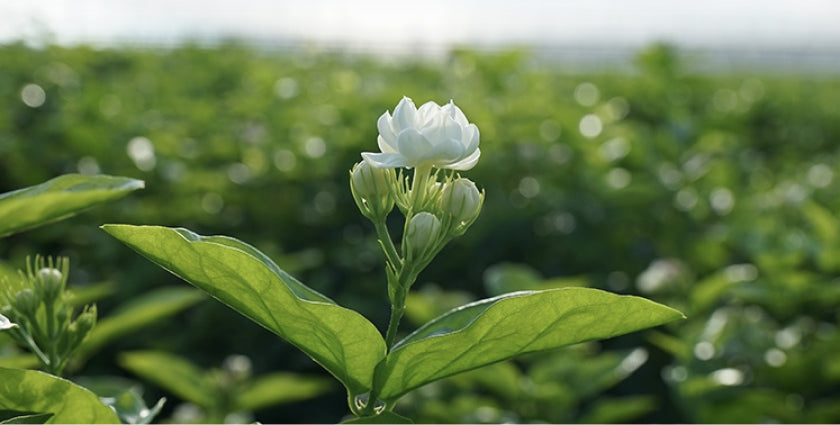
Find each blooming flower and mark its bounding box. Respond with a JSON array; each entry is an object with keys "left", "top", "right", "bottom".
[{"left": 362, "top": 97, "right": 480, "bottom": 170}]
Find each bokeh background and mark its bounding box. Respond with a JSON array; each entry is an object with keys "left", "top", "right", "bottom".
[{"left": 2, "top": 1, "right": 840, "bottom": 423}]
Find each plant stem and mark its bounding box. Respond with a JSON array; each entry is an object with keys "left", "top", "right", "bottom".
[
  {"left": 384, "top": 302, "right": 404, "bottom": 350},
  {"left": 44, "top": 300, "right": 60, "bottom": 375},
  {"left": 373, "top": 221, "right": 401, "bottom": 270}
]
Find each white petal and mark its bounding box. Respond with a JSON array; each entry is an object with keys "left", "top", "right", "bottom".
[
  {"left": 377, "top": 135, "right": 398, "bottom": 154},
  {"left": 362, "top": 152, "right": 408, "bottom": 169},
  {"left": 416, "top": 100, "right": 441, "bottom": 125},
  {"left": 463, "top": 123, "right": 480, "bottom": 153},
  {"left": 377, "top": 112, "right": 397, "bottom": 151},
  {"left": 0, "top": 313, "right": 17, "bottom": 330},
  {"left": 397, "top": 128, "right": 432, "bottom": 164},
  {"left": 442, "top": 100, "right": 469, "bottom": 126},
  {"left": 445, "top": 148, "right": 481, "bottom": 170},
  {"left": 420, "top": 113, "right": 462, "bottom": 148},
  {"left": 392, "top": 97, "right": 417, "bottom": 132},
  {"left": 428, "top": 138, "right": 465, "bottom": 162}
]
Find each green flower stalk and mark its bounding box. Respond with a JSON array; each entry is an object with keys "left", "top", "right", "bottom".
[{"left": 351, "top": 97, "right": 484, "bottom": 352}]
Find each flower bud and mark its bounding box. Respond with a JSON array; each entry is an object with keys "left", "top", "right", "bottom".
[
  {"left": 441, "top": 178, "right": 482, "bottom": 224},
  {"left": 350, "top": 161, "right": 395, "bottom": 220},
  {"left": 405, "top": 212, "right": 441, "bottom": 261},
  {"left": 36, "top": 267, "right": 65, "bottom": 302},
  {"left": 13, "top": 289, "right": 39, "bottom": 317}
]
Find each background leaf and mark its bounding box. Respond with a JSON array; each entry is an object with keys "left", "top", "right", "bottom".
[
  {"left": 235, "top": 372, "right": 332, "bottom": 411},
  {"left": 102, "top": 224, "right": 386, "bottom": 396},
  {"left": 376, "top": 288, "right": 684, "bottom": 400},
  {"left": 74, "top": 286, "right": 206, "bottom": 365},
  {"left": 0, "top": 174, "right": 144, "bottom": 238},
  {"left": 119, "top": 350, "right": 214, "bottom": 407},
  {"left": 0, "top": 367, "right": 120, "bottom": 424}
]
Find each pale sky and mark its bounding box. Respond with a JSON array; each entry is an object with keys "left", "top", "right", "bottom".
[{"left": 2, "top": 0, "right": 839, "bottom": 52}]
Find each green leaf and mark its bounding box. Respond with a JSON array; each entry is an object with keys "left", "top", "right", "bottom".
[
  {"left": 375, "top": 288, "right": 684, "bottom": 401},
  {"left": 118, "top": 351, "right": 214, "bottom": 408},
  {"left": 0, "top": 367, "right": 120, "bottom": 424},
  {"left": 102, "top": 224, "right": 386, "bottom": 397},
  {"left": 1, "top": 412, "right": 54, "bottom": 424},
  {"left": 0, "top": 174, "right": 144, "bottom": 238},
  {"left": 341, "top": 411, "right": 413, "bottom": 424},
  {"left": 74, "top": 376, "right": 165, "bottom": 425},
  {"left": 235, "top": 372, "right": 332, "bottom": 411},
  {"left": 75, "top": 287, "right": 206, "bottom": 364}
]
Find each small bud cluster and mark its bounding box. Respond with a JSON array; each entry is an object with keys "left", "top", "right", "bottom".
[{"left": 0, "top": 256, "right": 97, "bottom": 375}]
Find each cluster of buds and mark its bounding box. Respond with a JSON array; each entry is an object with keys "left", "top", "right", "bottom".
[
  {"left": 0, "top": 256, "right": 97, "bottom": 375},
  {"left": 350, "top": 97, "right": 484, "bottom": 298}
]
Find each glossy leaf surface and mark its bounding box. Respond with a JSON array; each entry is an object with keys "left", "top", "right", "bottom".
[
  {"left": 376, "top": 288, "right": 684, "bottom": 400},
  {"left": 0, "top": 174, "right": 143, "bottom": 238},
  {"left": 103, "top": 225, "right": 386, "bottom": 396}
]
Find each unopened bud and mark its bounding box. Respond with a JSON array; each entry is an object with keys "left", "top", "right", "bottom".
[
  {"left": 36, "top": 267, "right": 65, "bottom": 302},
  {"left": 441, "top": 178, "right": 482, "bottom": 224},
  {"left": 14, "top": 289, "right": 39, "bottom": 317},
  {"left": 350, "top": 161, "right": 395, "bottom": 220},
  {"left": 405, "top": 212, "right": 441, "bottom": 261}
]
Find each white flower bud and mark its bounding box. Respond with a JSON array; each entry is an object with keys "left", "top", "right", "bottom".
[
  {"left": 350, "top": 161, "right": 395, "bottom": 219},
  {"left": 405, "top": 212, "right": 441, "bottom": 260},
  {"left": 441, "top": 178, "right": 482, "bottom": 224}
]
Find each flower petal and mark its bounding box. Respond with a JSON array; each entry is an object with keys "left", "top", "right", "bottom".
[
  {"left": 420, "top": 113, "right": 462, "bottom": 148},
  {"left": 427, "top": 138, "right": 465, "bottom": 163},
  {"left": 416, "top": 101, "right": 441, "bottom": 125},
  {"left": 362, "top": 152, "right": 409, "bottom": 169},
  {"left": 463, "top": 123, "right": 480, "bottom": 153},
  {"left": 392, "top": 97, "right": 417, "bottom": 132},
  {"left": 445, "top": 148, "right": 481, "bottom": 170},
  {"left": 397, "top": 128, "right": 432, "bottom": 164},
  {"left": 442, "top": 100, "right": 469, "bottom": 127},
  {"left": 377, "top": 112, "right": 398, "bottom": 152}
]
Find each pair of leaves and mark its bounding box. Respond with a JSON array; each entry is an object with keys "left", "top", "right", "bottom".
[
  {"left": 103, "top": 225, "right": 684, "bottom": 415},
  {"left": 0, "top": 174, "right": 144, "bottom": 238}
]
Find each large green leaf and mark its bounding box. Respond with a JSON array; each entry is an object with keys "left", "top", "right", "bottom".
[
  {"left": 375, "top": 288, "right": 684, "bottom": 401},
  {"left": 75, "top": 286, "right": 206, "bottom": 364},
  {"left": 0, "top": 367, "right": 120, "bottom": 424},
  {"left": 102, "top": 224, "right": 386, "bottom": 396},
  {"left": 0, "top": 174, "right": 144, "bottom": 238}
]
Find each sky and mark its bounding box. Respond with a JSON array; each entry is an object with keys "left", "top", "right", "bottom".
[{"left": 2, "top": 0, "right": 839, "bottom": 54}]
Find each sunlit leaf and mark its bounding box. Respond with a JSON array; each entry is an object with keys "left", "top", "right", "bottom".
[
  {"left": 0, "top": 367, "right": 119, "bottom": 424},
  {"left": 0, "top": 174, "right": 144, "bottom": 238},
  {"left": 341, "top": 411, "right": 413, "bottom": 424},
  {"left": 103, "top": 224, "right": 386, "bottom": 396},
  {"left": 376, "top": 288, "right": 684, "bottom": 401},
  {"left": 0, "top": 412, "right": 54, "bottom": 424}
]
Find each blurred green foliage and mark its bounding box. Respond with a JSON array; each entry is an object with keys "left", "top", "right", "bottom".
[{"left": 1, "top": 40, "right": 839, "bottom": 423}]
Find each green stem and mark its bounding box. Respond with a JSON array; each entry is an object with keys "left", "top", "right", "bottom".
[
  {"left": 373, "top": 221, "right": 402, "bottom": 270},
  {"left": 43, "top": 301, "right": 61, "bottom": 375},
  {"left": 409, "top": 164, "right": 433, "bottom": 215},
  {"left": 384, "top": 302, "right": 404, "bottom": 350}
]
